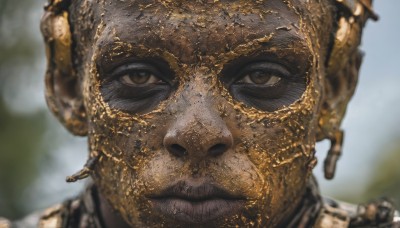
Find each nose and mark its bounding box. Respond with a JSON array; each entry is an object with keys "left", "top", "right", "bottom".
[{"left": 163, "top": 103, "right": 233, "bottom": 159}]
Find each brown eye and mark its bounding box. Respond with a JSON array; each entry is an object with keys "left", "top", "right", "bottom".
[
  {"left": 239, "top": 71, "right": 281, "bottom": 86},
  {"left": 120, "top": 71, "right": 162, "bottom": 85}
]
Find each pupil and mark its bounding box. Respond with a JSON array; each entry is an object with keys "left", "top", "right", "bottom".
[
  {"left": 131, "top": 71, "right": 150, "bottom": 84},
  {"left": 249, "top": 71, "right": 271, "bottom": 84}
]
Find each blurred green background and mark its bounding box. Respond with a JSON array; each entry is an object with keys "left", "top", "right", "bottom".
[{"left": 0, "top": 0, "right": 399, "bottom": 220}]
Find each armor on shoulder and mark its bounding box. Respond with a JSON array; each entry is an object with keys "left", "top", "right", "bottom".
[{"left": 315, "top": 197, "right": 400, "bottom": 227}]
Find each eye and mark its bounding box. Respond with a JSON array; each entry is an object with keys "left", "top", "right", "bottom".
[
  {"left": 120, "top": 71, "right": 164, "bottom": 86},
  {"left": 237, "top": 71, "right": 281, "bottom": 86},
  {"left": 113, "top": 63, "right": 168, "bottom": 86},
  {"left": 222, "top": 61, "right": 306, "bottom": 112},
  {"left": 100, "top": 61, "right": 175, "bottom": 114},
  {"left": 233, "top": 62, "right": 288, "bottom": 87}
]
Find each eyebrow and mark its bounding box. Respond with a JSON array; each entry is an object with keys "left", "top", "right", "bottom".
[
  {"left": 95, "top": 40, "right": 183, "bottom": 78},
  {"left": 98, "top": 29, "right": 308, "bottom": 56},
  {"left": 214, "top": 30, "right": 310, "bottom": 61}
]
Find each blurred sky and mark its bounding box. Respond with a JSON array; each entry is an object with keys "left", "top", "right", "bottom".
[{"left": 0, "top": 0, "right": 399, "bottom": 215}]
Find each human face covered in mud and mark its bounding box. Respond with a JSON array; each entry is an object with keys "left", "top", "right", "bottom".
[{"left": 46, "top": 0, "right": 350, "bottom": 227}]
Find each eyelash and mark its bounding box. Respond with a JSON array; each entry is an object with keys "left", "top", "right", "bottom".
[
  {"left": 235, "top": 62, "right": 290, "bottom": 81},
  {"left": 113, "top": 63, "right": 162, "bottom": 78}
]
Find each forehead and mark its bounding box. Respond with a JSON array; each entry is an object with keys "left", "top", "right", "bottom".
[
  {"left": 103, "top": 0, "right": 301, "bottom": 17},
  {"left": 90, "top": 0, "right": 330, "bottom": 66}
]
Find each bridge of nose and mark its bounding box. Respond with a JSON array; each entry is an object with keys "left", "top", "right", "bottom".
[{"left": 164, "top": 79, "right": 233, "bottom": 159}]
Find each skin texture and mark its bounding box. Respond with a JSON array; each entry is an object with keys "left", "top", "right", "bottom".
[{"left": 40, "top": 0, "right": 371, "bottom": 227}]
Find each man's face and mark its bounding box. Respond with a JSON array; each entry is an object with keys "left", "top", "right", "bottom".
[{"left": 80, "top": 0, "right": 332, "bottom": 226}]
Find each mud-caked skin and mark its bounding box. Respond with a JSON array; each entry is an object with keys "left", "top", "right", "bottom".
[
  {"left": 70, "top": 1, "right": 333, "bottom": 227},
  {"left": 3, "top": 0, "right": 395, "bottom": 227}
]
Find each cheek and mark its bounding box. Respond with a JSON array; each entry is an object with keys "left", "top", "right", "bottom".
[
  {"left": 232, "top": 79, "right": 319, "bottom": 171},
  {"left": 87, "top": 102, "right": 170, "bottom": 183},
  {"left": 228, "top": 78, "right": 320, "bottom": 212},
  {"left": 87, "top": 113, "right": 173, "bottom": 226},
  {"left": 93, "top": 156, "right": 152, "bottom": 226},
  {"left": 233, "top": 116, "right": 316, "bottom": 224},
  {"left": 83, "top": 75, "right": 173, "bottom": 222}
]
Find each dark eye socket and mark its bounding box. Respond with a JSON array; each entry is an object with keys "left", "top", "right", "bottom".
[
  {"left": 223, "top": 61, "right": 306, "bottom": 112},
  {"left": 100, "top": 61, "right": 174, "bottom": 114}
]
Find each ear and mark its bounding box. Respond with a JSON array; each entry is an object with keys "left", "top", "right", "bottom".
[
  {"left": 316, "top": 50, "right": 363, "bottom": 141},
  {"left": 316, "top": 7, "right": 366, "bottom": 141},
  {"left": 316, "top": 49, "right": 362, "bottom": 180},
  {"left": 317, "top": 0, "right": 379, "bottom": 141},
  {"left": 40, "top": 8, "right": 88, "bottom": 136}
]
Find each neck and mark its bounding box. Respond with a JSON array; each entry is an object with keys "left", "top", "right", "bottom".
[
  {"left": 97, "top": 191, "right": 131, "bottom": 228},
  {"left": 279, "top": 176, "right": 323, "bottom": 228}
]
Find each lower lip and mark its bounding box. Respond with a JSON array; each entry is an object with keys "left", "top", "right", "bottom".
[{"left": 149, "top": 198, "right": 245, "bottom": 223}]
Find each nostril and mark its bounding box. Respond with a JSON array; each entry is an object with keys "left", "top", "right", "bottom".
[
  {"left": 168, "top": 144, "right": 187, "bottom": 157},
  {"left": 208, "top": 143, "right": 228, "bottom": 157}
]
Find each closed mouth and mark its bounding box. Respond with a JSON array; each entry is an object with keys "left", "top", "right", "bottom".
[{"left": 147, "top": 180, "right": 246, "bottom": 224}]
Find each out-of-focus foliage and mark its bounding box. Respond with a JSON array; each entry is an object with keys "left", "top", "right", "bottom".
[
  {"left": 362, "top": 144, "right": 400, "bottom": 208},
  {"left": 0, "top": 0, "right": 53, "bottom": 219},
  {"left": 0, "top": 0, "right": 86, "bottom": 220},
  {"left": 334, "top": 143, "right": 400, "bottom": 209},
  {"left": 0, "top": 98, "right": 47, "bottom": 218}
]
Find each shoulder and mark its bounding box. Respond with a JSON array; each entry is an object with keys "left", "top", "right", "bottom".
[
  {"left": 38, "top": 203, "right": 66, "bottom": 228},
  {"left": 0, "top": 203, "right": 71, "bottom": 228},
  {"left": 0, "top": 184, "right": 102, "bottom": 228},
  {"left": 0, "top": 204, "right": 64, "bottom": 228},
  {"left": 315, "top": 197, "right": 400, "bottom": 228},
  {"left": 0, "top": 217, "right": 11, "bottom": 228},
  {"left": 39, "top": 185, "right": 102, "bottom": 228},
  {"left": 1, "top": 199, "right": 91, "bottom": 228}
]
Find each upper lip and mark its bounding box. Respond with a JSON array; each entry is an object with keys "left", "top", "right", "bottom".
[{"left": 147, "top": 180, "right": 245, "bottom": 201}]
